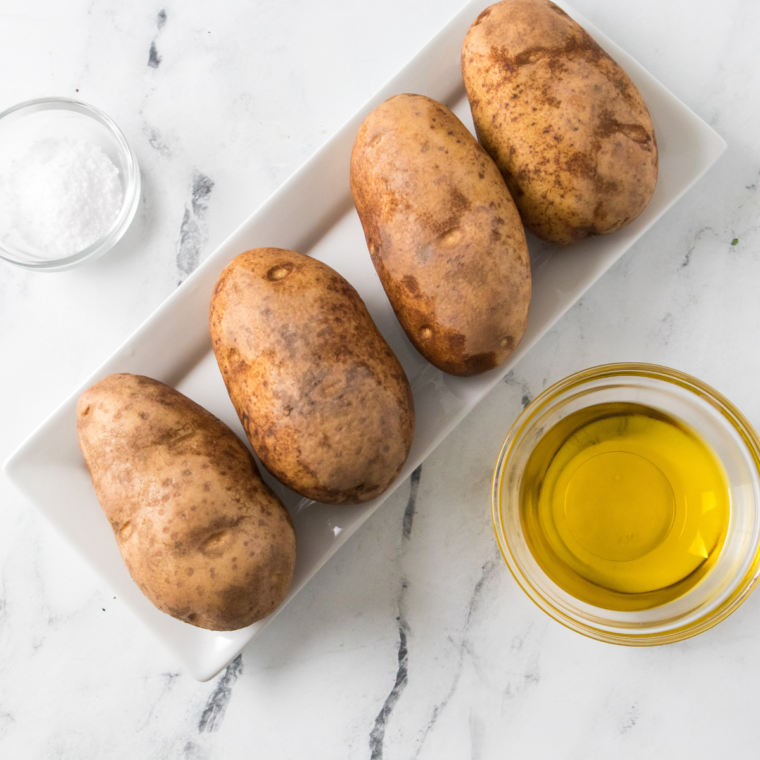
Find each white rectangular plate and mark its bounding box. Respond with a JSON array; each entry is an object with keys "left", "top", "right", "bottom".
[{"left": 4, "top": 0, "right": 726, "bottom": 681}]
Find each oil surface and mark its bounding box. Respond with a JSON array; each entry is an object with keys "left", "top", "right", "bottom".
[{"left": 520, "top": 403, "right": 729, "bottom": 610}]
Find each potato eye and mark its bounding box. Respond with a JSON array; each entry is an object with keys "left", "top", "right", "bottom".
[
  {"left": 267, "top": 264, "right": 294, "bottom": 281},
  {"left": 201, "top": 531, "right": 229, "bottom": 553}
]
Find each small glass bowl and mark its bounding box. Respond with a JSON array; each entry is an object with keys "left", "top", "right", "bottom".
[
  {"left": 0, "top": 97, "right": 140, "bottom": 272},
  {"left": 492, "top": 363, "right": 760, "bottom": 645}
]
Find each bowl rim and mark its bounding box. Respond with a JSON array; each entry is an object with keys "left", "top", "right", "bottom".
[
  {"left": 0, "top": 96, "right": 141, "bottom": 272},
  {"left": 491, "top": 362, "right": 760, "bottom": 646}
]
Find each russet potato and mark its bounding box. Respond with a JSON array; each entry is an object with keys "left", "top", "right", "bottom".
[
  {"left": 350, "top": 93, "right": 531, "bottom": 376},
  {"left": 462, "top": 0, "right": 658, "bottom": 244},
  {"left": 209, "top": 248, "right": 415, "bottom": 505},
  {"left": 77, "top": 373, "right": 296, "bottom": 631}
]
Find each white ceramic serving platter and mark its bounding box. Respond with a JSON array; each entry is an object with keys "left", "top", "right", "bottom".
[{"left": 4, "top": 0, "right": 726, "bottom": 681}]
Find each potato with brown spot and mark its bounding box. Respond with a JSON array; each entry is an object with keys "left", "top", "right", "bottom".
[
  {"left": 462, "top": 0, "right": 658, "bottom": 244},
  {"left": 77, "top": 373, "right": 296, "bottom": 631},
  {"left": 350, "top": 93, "right": 531, "bottom": 376},
  {"left": 209, "top": 248, "right": 415, "bottom": 505}
]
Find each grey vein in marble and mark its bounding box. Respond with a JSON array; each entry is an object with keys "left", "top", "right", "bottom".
[
  {"left": 143, "top": 124, "right": 172, "bottom": 157},
  {"left": 368, "top": 586, "right": 409, "bottom": 760},
  {"left": 656, "top": 312, "right": 674, "bottom": 345},
  {"left": 503, "top": 370, "right": 533, "bottom": 408},
  {"left": 183, "top": 741, "right": 209, "bottom": 759},
  {"left": 619, "top": 703, "right": 639, "bottom": 735},
  {"left": 148, "top": 41, "right": 162, "bottom": 69},
  {"left": 681, "top": 225, "right": 716, "bottom": 268},
  {"left": 402, "top": 465, "right": 422, "bottom": 541},
  {"left": 369, "top": 468, "right": 422, "bottom": 759},
  {"left": 135, "top": 671, "right": 182, "bottom": 733},
  {"left": 177, "top": 171, "right": 215, "bottom": 285},
  {"left": 148, "top": 9, "right": 166, "bottom": 69},
  {"left": 198, "top": 654, "right": 243, "bottom": 733},
  {"left": 0, "top": 711, "right": 14, "bottom": 737}
]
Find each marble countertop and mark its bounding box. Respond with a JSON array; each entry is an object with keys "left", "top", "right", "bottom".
[{"left": 2, "top": 0, "right": 759, "bottom": 756}]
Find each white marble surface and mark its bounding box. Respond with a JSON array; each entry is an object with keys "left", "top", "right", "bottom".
[{"left": 1, "top": 0, "right": 759, "bottom": 756}]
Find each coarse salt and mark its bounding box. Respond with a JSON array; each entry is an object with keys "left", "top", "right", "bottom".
[{"left": 11, "top": 137, "right": 123, "bottom": 257}]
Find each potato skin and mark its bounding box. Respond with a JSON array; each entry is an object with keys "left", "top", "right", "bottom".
[
  {"left": 209, "top": 248, "right": 415, "bottom": 505},
  {"left": 76, "top": 374, "right": 296, "bottom": 631},
  {"left": 462, "top": 0, "right": 658, "bottom": 244},
  {"left": 350, "top": 93, "right": 531, "bottom": 376}
]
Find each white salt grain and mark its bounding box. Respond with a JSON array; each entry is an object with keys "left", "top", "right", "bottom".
[{"left": 11, "top": 137, "right": 123, "bottom": 257}]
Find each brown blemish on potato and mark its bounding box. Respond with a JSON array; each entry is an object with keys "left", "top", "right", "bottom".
[
  {"left": 446, "top": 332, "right": 467, "bottom": 353},
  {"left": 515, "top": 46, "right": 549, "bottom": 67},
  {"left": 596, "top": 110, "right": 652, "bottom": 146},
  {"left": 464, "top": 352, "right": 499, "bottom": 374},
  {"left": 402, "top": 274, "right": 421, "bottom": 295},
  {"left": 119, "top": 521, "right": 133, "bottom": 540}
]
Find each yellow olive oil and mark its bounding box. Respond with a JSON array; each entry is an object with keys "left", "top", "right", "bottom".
[{"left": 520, "top": 403, "right": 730, "bottom": 610}]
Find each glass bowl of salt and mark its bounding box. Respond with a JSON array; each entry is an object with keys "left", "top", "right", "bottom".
[{"left": 0, "top": 97, "right": 140, "bottom": 271}]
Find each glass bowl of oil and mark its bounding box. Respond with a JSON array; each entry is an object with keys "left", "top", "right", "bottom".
[{"left": 492, "top": 363, "right": 760, "bottom": 645}]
